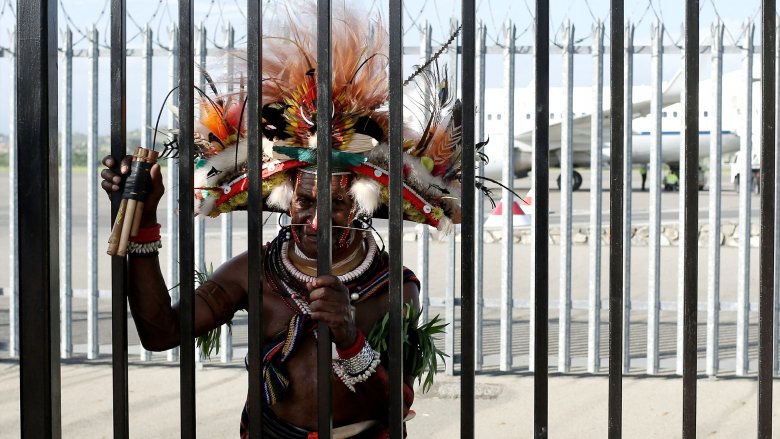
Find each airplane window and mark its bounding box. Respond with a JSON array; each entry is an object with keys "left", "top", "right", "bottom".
[
  {"left": 488, "top": 114, "right": 492, "bottom": 120},
  {"left": 550, "top": 113, "right": 554, "bottom": 119},
  {"left": 663, "top": 111, "right": 667, "bottom": 117},
  {"left": 526, "top": 114, "right": 530, "bottom": 119},
  {"left": 673, "top": 111, "right": 678, "bottom": 117},
  {"left": 497, "top": 114, "right": 502, "bottom": 120},
  {"left": 703, "top": 111, "right": 708, "bottom": 117}
]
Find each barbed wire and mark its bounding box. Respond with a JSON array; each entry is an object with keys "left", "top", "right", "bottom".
[
  {"left": 0, "top": 0, "right": 772, "bottom": 56},
  {"left": 648, "top": 0, "right": 683, "bottom": 48},
  {"left": 707, "top": 0, "right": 737, "bottom": 46},
  {"left": 58, "top": 0, "right": 111, "bottom": 49},
  {"left": 402, "top": 0, "right": 429, "bottom": 37}
]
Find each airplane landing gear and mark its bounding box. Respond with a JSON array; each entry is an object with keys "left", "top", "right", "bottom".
[{"left": 556, "top": 170, "right": 583, "bottom": 191}]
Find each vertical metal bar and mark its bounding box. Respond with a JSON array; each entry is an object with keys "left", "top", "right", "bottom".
[
  {"left": 417, "top": 225, "right": 430, "bottom": 324},
  {"left": 449, "top": 19, "right": 460, "bottom": 101},
  {"left": 774, "top": 19, "right": 780, "bottom": 379},
  {"left": 142, "top": 26, "right": 153, "bottom": 150},
  {"left": 60, "top": 27, "right": 73, "bottom": 360},
  {"left": 757, "top": 1, "right": 775, "bottom": 435},
  {"left": 682, "top": 2, "right": 699, "bottom": 436},
  {"left": 194, "top": 23, "right": 207, "bottom": 368},
  {"left": 533, "top": 0, "right": 550, "bottom": 435},
  {"left": 461, "top": 1, "right": 476, "bottom": 435},
  {"left": 558, "top": 21, "right": 573, "bottom": 374},
  {"left": 445, "top": 18, "right": 460, "bottom": 378},
  {"left": 110, "top": 0, "right": 129, "bottom": 435},
  {"left": 587, "top": 20, "right": 604, "bottom": 375},
  {"left": 501, "top": 21, "right": 516, "bottom": 373},
  {"left": 608, "top": 0, "right": 625, "bottom": 436},
  {"left": 647, "top": 21, "right": 663, "bottom": 376},
  {"left": 221, "top": 23, "right": 235, "bottom": 364},
  {"left": 87, "top": 26, "right": 100, "bottom": 360},
  {"left": 417, "top": 22, "right": 432, "bottom": 326},
  {"left": 622, "top": 23, "right": 634, "bottom": 375},
  {"left": 736, "top": 20, "right": 754, "bottom": 377},
  {"left": 139, "top": 24, "right": 153, "bottom": 362},
  {"left": 706, "top": 21, "right": 724, "bottom": 378},
  {"left": 475, "top": 21, "right": 487, "bottom": 373},
  {"left": 195, "top": 24, "right": 206, "bottom": 273},
  {"left": 445, "top": 229, "right": 455, "bottom": 376},
  {"left": 389, "top": 2, "right": 406, "bottom": 436},
  {"left": 246, "top": 1, "right": 263, "bottom": 437},
  {"left": 17, "top": 0, "right": 61, "bottom": 435},
  {"left": 167, "top": 26, "right": 181, "bottom": 363},
  {"left": 8, "top": 30, "right": 18, "bottom": 359},
  {"left": 316, "top": 1, "right": 334, "bottom": 436},
  {"left": 178, "top": 0, "right": 196, "bottom": 435}
]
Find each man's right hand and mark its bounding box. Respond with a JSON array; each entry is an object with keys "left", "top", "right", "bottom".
[{"left": 101, "top": 154, "right": 165, "bottom": 227}]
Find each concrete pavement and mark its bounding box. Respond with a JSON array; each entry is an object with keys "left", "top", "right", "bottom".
[{"left": 0, "top": 360, "right": 777, "bottom": 438}]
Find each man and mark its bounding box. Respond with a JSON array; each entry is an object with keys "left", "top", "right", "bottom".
[
  {"left": 102, "top": 158, "right": 419, "bottom": 437},
  {"left": 101, "top": 4, "right": 465, "bottom": 437}
]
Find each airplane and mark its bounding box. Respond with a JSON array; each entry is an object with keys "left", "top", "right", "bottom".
[{"left": 478, "top": 68, "right": 753, "bottom": 190}]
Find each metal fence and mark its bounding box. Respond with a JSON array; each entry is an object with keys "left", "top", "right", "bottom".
[{"left": 6, "top": 0, "right": 779, "bottom": 437}]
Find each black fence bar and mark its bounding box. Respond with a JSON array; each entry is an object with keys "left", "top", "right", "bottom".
[
  {"left": 315, "top": 1, "right": 334, "bottom": 437},
  {"left": 388, "top": 0, "right": 404, "bottom": 437},
  {"left": 109, "top": 0, "right": 129, "bottom": 436},
  {"left": 246, "top": 0, "right": 264, "bottom": 437},
  {"left": 460, "top": 0, "right": 476, "bottom": 437},
  {"left": 17, "top": 0, "right": 61, "bottom": 437},
  {"left": 177, "top": 0, "right": 196, "bottom": 437},
  {"left": 682, "top": 1, "right": 699, "bottom": 438},
  {"left": 608, "top": 0, "right": 624, "bottom": 438},
  {"left": 533, "top": 0, "right": 550, "bottom": 437},
  {"left": 757, "top": 0, "right": 776, "bottom": 437}
]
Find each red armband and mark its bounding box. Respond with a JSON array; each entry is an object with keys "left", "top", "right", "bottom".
[
  {"left": 129, "top": 223, "right": 161, "bottom": 243},
  {"left": 336, "top": 330, "right": 366, "bottom": 359}
]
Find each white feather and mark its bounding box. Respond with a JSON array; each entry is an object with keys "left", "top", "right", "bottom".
[
  {"left": 349, "top": 176, "right": 382, "bottom": 216},
  {"left": 267, "top": 178, "right": 293, "bottom": 210},
  {"left": 197, "top": 197, "right": 217, "bottom": 217},
  {"left": 194, "top": 139, "right": 249, "bottom": 189},
  {"left": 436, "top": 216, "right": 453, "bottom": 235}
]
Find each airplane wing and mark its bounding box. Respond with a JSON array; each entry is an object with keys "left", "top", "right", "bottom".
[{"left": 515, "top": 70, "right": 683, "bottom": 150}]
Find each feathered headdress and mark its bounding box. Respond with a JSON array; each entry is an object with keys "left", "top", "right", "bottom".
[{"left": 175, "top": 2, "right": 484, "bottom": 233}]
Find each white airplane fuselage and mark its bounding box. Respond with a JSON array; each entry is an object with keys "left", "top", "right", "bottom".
[{"left": 478, "top": 69, "right": 756, "bottom": 181}]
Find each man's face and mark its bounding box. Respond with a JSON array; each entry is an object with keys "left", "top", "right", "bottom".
[{"left": 288, "top": 170, "right": 356, "bottom": 258}]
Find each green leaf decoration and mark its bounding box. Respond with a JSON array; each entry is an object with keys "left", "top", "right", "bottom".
[
  {"left": 193, "top": 263, "right": 233, "bottom": 359},
  {"left": 366, "top": 304, "right": 448, "bottom": 394}
]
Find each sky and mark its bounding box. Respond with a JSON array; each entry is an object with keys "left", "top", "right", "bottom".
[{"left": 0, "top": 0, "right": 768, "bottom": 136}]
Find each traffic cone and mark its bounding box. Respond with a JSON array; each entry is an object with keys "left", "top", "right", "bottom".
[
  {"left": 520, "top": 189, "right": 533, "bottom": 215},
  {"left": 484, "top": 199, "right": 531, "bottom": 228}
]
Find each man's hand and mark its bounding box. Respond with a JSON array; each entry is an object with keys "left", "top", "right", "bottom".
[
  {"left": 101, "top": 154, "right": 165, "bottom": 227},
  {"left": 307, "top": 275, "right": 357, "bottom": 350}
]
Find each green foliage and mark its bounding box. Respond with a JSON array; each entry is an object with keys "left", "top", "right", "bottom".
[
  {"left": 367, "top": 304, "right": 448, "bottom": 393},
  {"left": 192, "top": 264, "right": 232, "bottom": 359}
]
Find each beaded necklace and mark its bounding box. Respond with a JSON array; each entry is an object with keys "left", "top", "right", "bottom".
[
  {"left": 281, "top": 233, "right": 378, "bottom": 287},
  {"left": 265, "top": 227, "right": 381, "bottom": 315}
]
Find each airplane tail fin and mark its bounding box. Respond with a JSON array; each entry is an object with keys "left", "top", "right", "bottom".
[{"left": 661, "top": 70, "right": 684, "bottom": 106}]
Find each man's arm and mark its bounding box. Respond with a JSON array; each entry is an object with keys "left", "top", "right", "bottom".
[
  {"left": 127, "top": 252, "right": 249, "bottom": 351},
  {"left": 102, "top": 153, "right": 247, "bottom": 352}
]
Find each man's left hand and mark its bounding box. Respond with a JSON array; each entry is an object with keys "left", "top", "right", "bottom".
[{"left": 307, "top": 275, "right": 357, "bottom": 349}]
